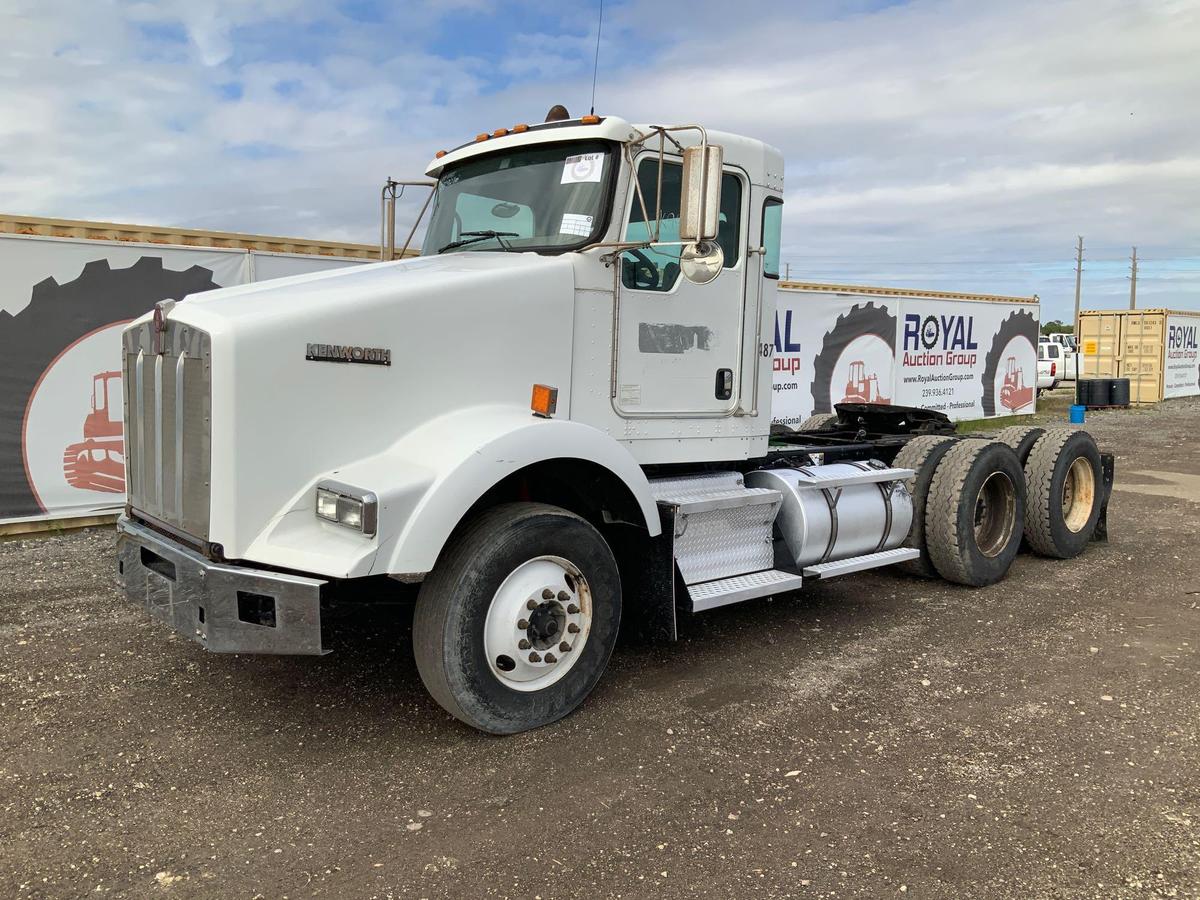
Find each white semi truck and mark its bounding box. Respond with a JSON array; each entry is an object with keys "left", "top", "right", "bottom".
[{"left": 116, "top": 113, "right": 1113, "bottom": 733}]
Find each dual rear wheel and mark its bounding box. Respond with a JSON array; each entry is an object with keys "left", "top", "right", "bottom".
[{"left": 900, "top": 427, "right": 1103, "bottom": 586}]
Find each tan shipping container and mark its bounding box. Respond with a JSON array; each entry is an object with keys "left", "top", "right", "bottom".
[{"left": 1078, "top": 308, "right": 1200, "bottom": 403}]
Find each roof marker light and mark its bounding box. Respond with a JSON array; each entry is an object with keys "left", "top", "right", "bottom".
[
  {"left": 492, "top": 127, "right": 508, "bottom": 137},
  {"left": 513, "top": 123, "right": 529, "bottom": 133},
  {"left": 475, "top": 132, "right": 489, "bottom": 142},
  {"left": 580, "top": 114, "right": 600, "bottom": 124},
  {"left": 435, "top": 150, "right": 447, "bottom": 158}
]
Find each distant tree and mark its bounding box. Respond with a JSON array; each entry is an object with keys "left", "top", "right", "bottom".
[{"left": 1041, "top": 320, "right": 1073, "bottom": 336}]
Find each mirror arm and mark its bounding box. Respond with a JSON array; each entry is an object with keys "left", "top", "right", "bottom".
[{"left": 380, "top": 179, "right": 437, "bottom": 260}]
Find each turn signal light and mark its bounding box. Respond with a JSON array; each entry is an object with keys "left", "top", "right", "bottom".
[
  {"left": 580, "top": 114, "right": 600, "bottom": 124},
  {"left": 531, "top": 384, "right": 558, "bottom": 418}
]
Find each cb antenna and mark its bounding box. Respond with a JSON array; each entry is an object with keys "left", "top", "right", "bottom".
[{"left": 589, "top": 0, "right": 604, "bottom": 115}]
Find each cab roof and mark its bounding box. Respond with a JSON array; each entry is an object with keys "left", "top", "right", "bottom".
[{"left": 424, "top": 115, "right": 784, "bottom": 190}]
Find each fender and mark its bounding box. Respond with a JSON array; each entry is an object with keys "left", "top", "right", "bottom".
[
  {"left": 239, "top": 405, "right": 660, "bottom": 580},
  {"left": 365, "top": 404, "right": 662, "bottom": 577}
]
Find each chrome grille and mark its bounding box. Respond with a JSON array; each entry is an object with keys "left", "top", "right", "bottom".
[{"left": 123, "top": 319, "right": 212, "bottom": 539}]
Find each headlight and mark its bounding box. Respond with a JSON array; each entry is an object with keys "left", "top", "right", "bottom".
[{"left": 315, "top": 481, "right": 378, "bottom": 536}]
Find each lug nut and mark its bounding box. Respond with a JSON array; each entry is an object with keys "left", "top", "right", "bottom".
[
  {"left": 518, "top": 619, "right": 529, "bottom": 630},
  {"left": 568, "top": 623, "right": 580, "bottom": 634},
  {"left": 544, "top": 653, "right": 557, "bottom": 664},
  {"left": 557, "top": 590, "right": 570, "bottom": 602},
  {"left": 529, "top": 651, "right": 542, "bottom": 663},
  {"left": 542, "top": 588, "right": 554, "bottom": 600},
  {"left": 559, "top": 641, "right": 570, "bottom": 652},
  {"left": 567, "top": 604, "right": 580, "bottom": 614},
  {"left": 518, "top": 639, "right": 531, "bottom": 650},
  {"left": 527, "top": 599, "right": 538, "bottom": 610}
]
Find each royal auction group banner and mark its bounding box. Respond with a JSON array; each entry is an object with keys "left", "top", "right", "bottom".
[
  {"left": 1163, "top": 312, "right": 1200, "bottom": 400},
  {"left": 0, "top": 235, "right": 370, "bottom": 524},
  {"left": 772, "top": 286, "right": 1040, "bottom": 428}
]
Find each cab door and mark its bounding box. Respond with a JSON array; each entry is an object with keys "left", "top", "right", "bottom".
[{"left": 613, "top": 156, "right": 748, "bottom": 416}]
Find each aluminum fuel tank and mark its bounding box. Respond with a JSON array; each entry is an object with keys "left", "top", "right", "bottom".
[{"left": 745, "top": 463, "right": 913, "bottom": 568}]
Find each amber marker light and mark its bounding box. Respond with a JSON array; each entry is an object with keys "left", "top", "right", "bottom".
[
  {"left": 435, "top": 150, "right": 447, "bottom": 158},
  {"left": 492, "top": 127, "right": 509, "bottom": 137},
  {"left": 580, "top": 114, "right": 600, "bottom": 124},
  {"left": 475, "top": 132, "right": 489, "bottom": 142},
  {"left": 531, "top": 384, "right": 558, "bottom": 418},
  {"left": 512, "top": 123, "right": 530, "bottom": 133}
]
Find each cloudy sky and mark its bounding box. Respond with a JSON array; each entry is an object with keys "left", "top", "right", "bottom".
[{"left": 2, "top": 0, "right": 1198, "bottom": 320}]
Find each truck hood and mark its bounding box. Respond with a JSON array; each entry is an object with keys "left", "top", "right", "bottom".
[
  {"left": 159, "top": 250, "right": 579, "bottom": 567},
  {"left": 171, "top": 251, "right": 568, "bottom": 328}
]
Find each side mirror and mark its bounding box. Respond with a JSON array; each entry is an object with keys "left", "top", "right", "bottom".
[{"left": 679, "top": 144, "right": 723, "bottom": 242}]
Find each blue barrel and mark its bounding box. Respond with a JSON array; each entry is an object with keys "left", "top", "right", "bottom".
[{"left": 1069, "top": 404, "right": 1086, "bottom": 424}]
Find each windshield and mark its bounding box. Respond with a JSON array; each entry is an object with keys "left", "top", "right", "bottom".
[{"left": 422, "top": 141, "right": 614, "bottom": 255}]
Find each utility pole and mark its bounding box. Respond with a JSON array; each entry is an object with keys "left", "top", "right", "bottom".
[
  {"left": 1072, "top": 236, "right": 1084, "bottom": 331},
  {"left": 784, "top": 262, "right": 790, "bottom": 281},
  {"left": 1128, "top": 246, "right": 1138, "bottom": 310}
]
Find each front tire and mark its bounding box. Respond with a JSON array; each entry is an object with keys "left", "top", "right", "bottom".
[{"left": 413, "top": 503, "right": 622, "bottom": 734}]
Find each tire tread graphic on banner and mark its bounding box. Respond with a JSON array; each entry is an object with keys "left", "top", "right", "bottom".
[
  {"left": 979, "top": 309, "right": 1039, "bottom": 418},
  {"left": 809, "top": 302, "right": 896, "bottom": 414},
  {"left": 0, "top": 256, "right": 219, "bottom": 518}
]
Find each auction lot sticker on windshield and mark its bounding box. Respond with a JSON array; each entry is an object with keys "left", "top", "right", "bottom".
[
  {"left": 560, "top": 213, "right": 594, "bottom": 236},
  {"left": 561, "top": 153, "right": 604, "bottom": 184}
]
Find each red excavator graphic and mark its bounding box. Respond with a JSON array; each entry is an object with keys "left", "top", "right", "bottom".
[
  {"left": 842, "top": 360, "right": 891, "bottom": 404},
  {"left": 1000, "top": 356, "right": 1034, "bottom": 412},
  {"left": 62, "top": 371, "right": 125, "bottom": 493}
]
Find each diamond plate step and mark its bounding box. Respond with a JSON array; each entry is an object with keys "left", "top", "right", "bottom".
[
  {"left": 788, "top": 465, "right": 913, "bottom": 490},
  {"left": 649, "top": 471, "right": 783, "bottom": 584},
  {"left": 650, "top": 470, "right": 744, "bottom": 500},
  {"left": 686, "top": 569, "right": 806, "bottom": 612},
  {"left": 802, "top": 547, "right": 920, "bottom": 580},
  {"left": 655, "top": 486, "right": 781, "bottom": 515}
]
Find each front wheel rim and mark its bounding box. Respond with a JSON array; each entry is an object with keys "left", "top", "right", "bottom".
[{"left": 483, "top": 556, "right": 592, "bottom": 692}]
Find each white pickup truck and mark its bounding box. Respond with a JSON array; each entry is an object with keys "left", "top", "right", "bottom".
[
  {"left": 1040, "top": 334, "right": 1078, "bottom": 381},
  {"left": 115, "top": 111, "right": 1114, "bottom": 733},
  {"left": 1037, "top": 342, "right": 1062, "bottom": 391}
]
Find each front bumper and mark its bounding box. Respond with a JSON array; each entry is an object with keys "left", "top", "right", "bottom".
[{"left": 117, "top": 516, "right": 328, "bottom": 654}]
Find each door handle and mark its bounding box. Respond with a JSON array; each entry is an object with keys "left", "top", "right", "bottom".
[{"left": 714, "top": 368, "right": 733, "bottom": 400}]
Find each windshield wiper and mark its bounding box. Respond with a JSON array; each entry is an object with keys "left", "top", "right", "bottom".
[{"left": 437, "top": 231, "right": 518, "bottom": 254}]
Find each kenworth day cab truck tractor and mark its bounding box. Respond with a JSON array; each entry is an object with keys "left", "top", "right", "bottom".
[{"left": 116, "top": 112, "right": 1114, "bottom": 734}]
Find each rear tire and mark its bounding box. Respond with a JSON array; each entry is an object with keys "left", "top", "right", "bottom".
[
  {"left": 1022, "top": 429, "right": 1102, "bottom": 558},
  {"left": 925, "top": 439, "right": 1026, "bottom": 586},
  {"left": 892, "top": 435, "right": 956, "bottom": 578},
  {"left": 993, "top": 424, "right": 1046, "bottom": 465},
  {"left": 797, "top": 413, "right": 839, "bottom": 432},
  {"left": 413, "top": 503, "right": 622, "bottom": 734}
]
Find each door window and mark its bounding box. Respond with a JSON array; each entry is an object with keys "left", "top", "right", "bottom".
[{"left": 622, "top": 158, "right": 743, "bottom": 292}]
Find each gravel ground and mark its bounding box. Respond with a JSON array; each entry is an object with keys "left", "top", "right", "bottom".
[{"left": 2, "top": 397, "right": 1198, "bottom": 898}]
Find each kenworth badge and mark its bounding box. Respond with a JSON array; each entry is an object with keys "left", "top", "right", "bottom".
[{"left": 305, "top": 343, "right": 392, "bottom": 366}]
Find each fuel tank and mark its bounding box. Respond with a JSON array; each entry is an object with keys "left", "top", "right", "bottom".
[{"left": 745, "top": 463, "right": 913, "bottom": 568}]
